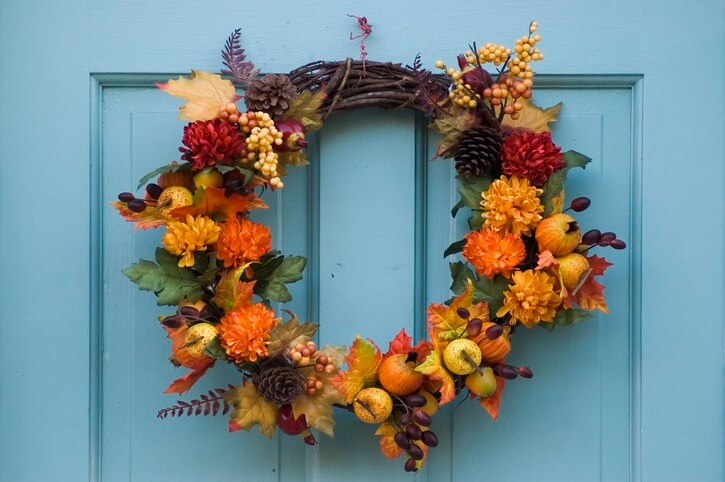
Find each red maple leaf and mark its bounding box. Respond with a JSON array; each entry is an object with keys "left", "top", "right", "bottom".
[{"left": 384, "top": 328, "right": 432, "bottom": 362}]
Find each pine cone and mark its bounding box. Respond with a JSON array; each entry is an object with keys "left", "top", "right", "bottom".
[
  {"left": 454, "top": 126, "right": 504, "bottom": 178},
  {"left": 254, "top": 365, "right": 304, "bottom": 405},
  {"left": 245, "top": 74, "right": 297, "bottom": 116}
]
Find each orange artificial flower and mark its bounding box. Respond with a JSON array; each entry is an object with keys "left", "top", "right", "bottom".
[
  {"left": 162, "top": 214, "right": 221, "bottom": 267},
  {"left": 496, "top": 270, "right": 561, "bottom": 327},
  {"left": 463, "top": 229, "right": 526, "bottom": 278},
  {"left": 218, "top": 302, "right": 278, "bottom": 363},
  {"left": 216, "top": 217, "right": 272, "bottom": 268},
  {"left": 481, "top": 175, "right": 543, "bottom": 235}
]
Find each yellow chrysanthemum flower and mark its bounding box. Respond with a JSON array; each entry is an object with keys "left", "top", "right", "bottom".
[
  {"left": 496, "top": 270, "right": 561, "bottom": 327},
  {"left": 162, "top": 214, "right": 221, "bottom": 267},
  {"left": 481, "top": 175, "right": 543, "bottom": 235}
]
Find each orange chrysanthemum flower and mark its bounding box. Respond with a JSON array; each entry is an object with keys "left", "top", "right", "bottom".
[
  {"left": 218, "top": 302, "right": 279, "bottom": 363},
  {"left": 216, "top": 217, "right": 272, "bottom": 268},
  {"left": 481, "top": 175, "right": 543, "bottom": 235},
  {"left": 162, "top": 214, "right": 221, "bottom": 267},
  {"left": 496, "top": 270, "right": 561, "bottom": 327},
  {"left": 463, "top": 229, "right": 526, "bottom": 278}
]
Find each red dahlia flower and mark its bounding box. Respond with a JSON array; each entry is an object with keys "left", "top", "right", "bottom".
[
  {"left": 501, "top": 131, "right": 564, "bottom": 186},
  {"left": 180, "top": 119, "right": 245, "bottom": 171}
]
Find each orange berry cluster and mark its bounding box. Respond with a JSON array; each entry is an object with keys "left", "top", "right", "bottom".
[
  {"left": 239, "top": 111, "right": 284, "bottom": 188},
  {"left": 218, "top": 103, "right": 241, "bottom": 123},
  {"left": 467, "top": 43, "right": 511, "bottom": 66},
  {"left": 305, "top": 375, "right": 325, "bottom": 395},
  {"left": 482, "top": 78, "right": 532, "bottom": 120},
  {"left": 314, "top": 354, "right": 335, "bottom": 374},
  {"left": 434, "top": 20, "right": 543, "bottom": 120},
  {"left": 508, "top": 21, "right": 543, "bottom": 80},
  {"left": 289, "top": 340, "right": 318, "bottom": 366}
]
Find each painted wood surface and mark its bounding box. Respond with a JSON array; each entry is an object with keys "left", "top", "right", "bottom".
[{"left": 0, "top": 1, "right": 723, "bottom": 481}]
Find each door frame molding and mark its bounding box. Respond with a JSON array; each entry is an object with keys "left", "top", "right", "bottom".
[{"left": 89, "top": 73, "right": 643, "bottom": 482}]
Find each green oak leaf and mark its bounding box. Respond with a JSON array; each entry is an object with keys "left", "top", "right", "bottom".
[
  {"left": 457, "top": 174, "right": 492, "bottom": 209},
  {"left": 449, "top": 261, "right": 476, "bottom": 295},
  {"left": 472, "top": 275, "right": 510, "bottom": 315},
  {"left": 443, "top": 239, "right": 465, "bottom": 258},
  {"left": 550, "top": 308, "right": 593, "bottom": 327},
  {"left": 122, "top": 248, "right": 203, "bottom": 305},
  {"left": 254, "top": 254, "right": 307, "bottom": 303}
]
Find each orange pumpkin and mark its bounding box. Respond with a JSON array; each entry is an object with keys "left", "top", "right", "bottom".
[
  {"left": 472, "top": 322, "right": 511, "bottom": 364},
  {"left": 378, "top": 354, "right": 424, "bottom": 396}
]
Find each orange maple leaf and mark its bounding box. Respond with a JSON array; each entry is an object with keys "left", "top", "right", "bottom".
[
  {"left": 328, "top": 337, "right": 382, "bottom": 404},
  {"left": 112, "top": 201, "right": 168, "bottom": 230},
  {"left": 375, "top": 421, "right": 405, "bottom": 459},
  {"left": 479, "top": 376, "right": 506, "bottom": 421},
  {"left": 170, "top": 187, "right": 267, "bottom": 221},
  {"left": 164, "top": 361, "right": 214, "bottom": 394},
  {"left": 565, "top": 255, "right": 612, "bottom": 313},
  {"left": 536, "top": 250, "right": 558, "bottom": 270},
  {"left": 427, "top": 280, "right": 489, "bottom": 350},
  {"left": 162, "top": 324, "right": 215, "bottom": 394}
]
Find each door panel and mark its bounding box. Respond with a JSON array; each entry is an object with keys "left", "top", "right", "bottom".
[{"left": 99, "top": 80, "right": 634, "bottom": 481}]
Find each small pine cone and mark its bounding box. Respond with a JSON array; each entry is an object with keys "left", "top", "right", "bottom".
[
  {"left": 245, "top": 74, "right": 297, "bottom": 116},
  {"left": 454, "top": 126, "right": 504, "bottom": 178},
  {"left": 254, "top": 365, "right": 305, "bottom": 405}
]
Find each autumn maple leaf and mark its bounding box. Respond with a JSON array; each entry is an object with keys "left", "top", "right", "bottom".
[
  {"left": 170, "top": 186, "right": 267, "bottom": 222},
  {"left": 112, "top": 201, "right": 168, "bottom": 230},
  {"left": 415, "top": 349, "right": 456, "bottom": 405},
  {"left": 328, "top": 337, "right": 382, "bottom": 404},
  {"left": 565, "top": 255, "right": 612, "bottom": 313},
  {"left": 223, "top": 381, "right": 278, "bottom": 437},
  {"left": 427, "top": 280, "right": 489, "bottom": 349},
  {"left": 157, "top": 70, "right": 241, "bottom": 121},
  {"left": 479, "top": 376, "right": 506, "bottom": 421},
  {"left": 501, "top": 98, "right": 562, "bottom": 133},
  {"left": 374, "top": 421, "right": 429, "bottom": 469},
  {"left": 211, "top": 266, "right": 254, "bottom": 312},
  {"left": 384, "top": 328, "right": 432, "bottom": 362},
  {"left": 162, "top": 324, "right": 215, "bottom": 394}
]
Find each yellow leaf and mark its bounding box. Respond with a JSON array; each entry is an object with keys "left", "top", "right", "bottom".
[
  {"left": 210, "top": 266, "right": 252, "bottom": 312},
  {"left": 157, "top": 70, "right": 240, "bottom": 121},
  {"left": 432, "top": 111, "right": 480, "bottom": 157},
  {"left": 223, "top": 381, "right": 278, "bottom": 438},
  {"left": 415, "top": 350, "right": 456, "bottom": 406},
  {"left": 291, "top": 378, "right": 341, "bottom": 437},
  {"left": 284, "top": 90, "right": 326, "bottom": 131},
  {"left": 375, "top": 421, "right": 404, "bottom": 459},
  {"left": 427, "top": 280, "right": 489, "bottom": 348},
  {"left": 502, "top": 99, "right": 562, "bottom": 133},
  {"left": 550, "top": 189, "right": 566, "bottom": 214}
]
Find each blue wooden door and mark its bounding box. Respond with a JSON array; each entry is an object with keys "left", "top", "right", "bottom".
[{"left": 1, "top": 2, "right": 723, "bottom": 481}]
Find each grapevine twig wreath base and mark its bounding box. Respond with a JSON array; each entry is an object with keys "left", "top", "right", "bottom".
[{"left": 113, "top": 20, "right": 626, "bottom": 472}]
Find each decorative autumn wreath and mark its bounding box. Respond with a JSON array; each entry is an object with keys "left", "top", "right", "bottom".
[{"left": 113, "top": 20, "right": 626, "bottom": 472}]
